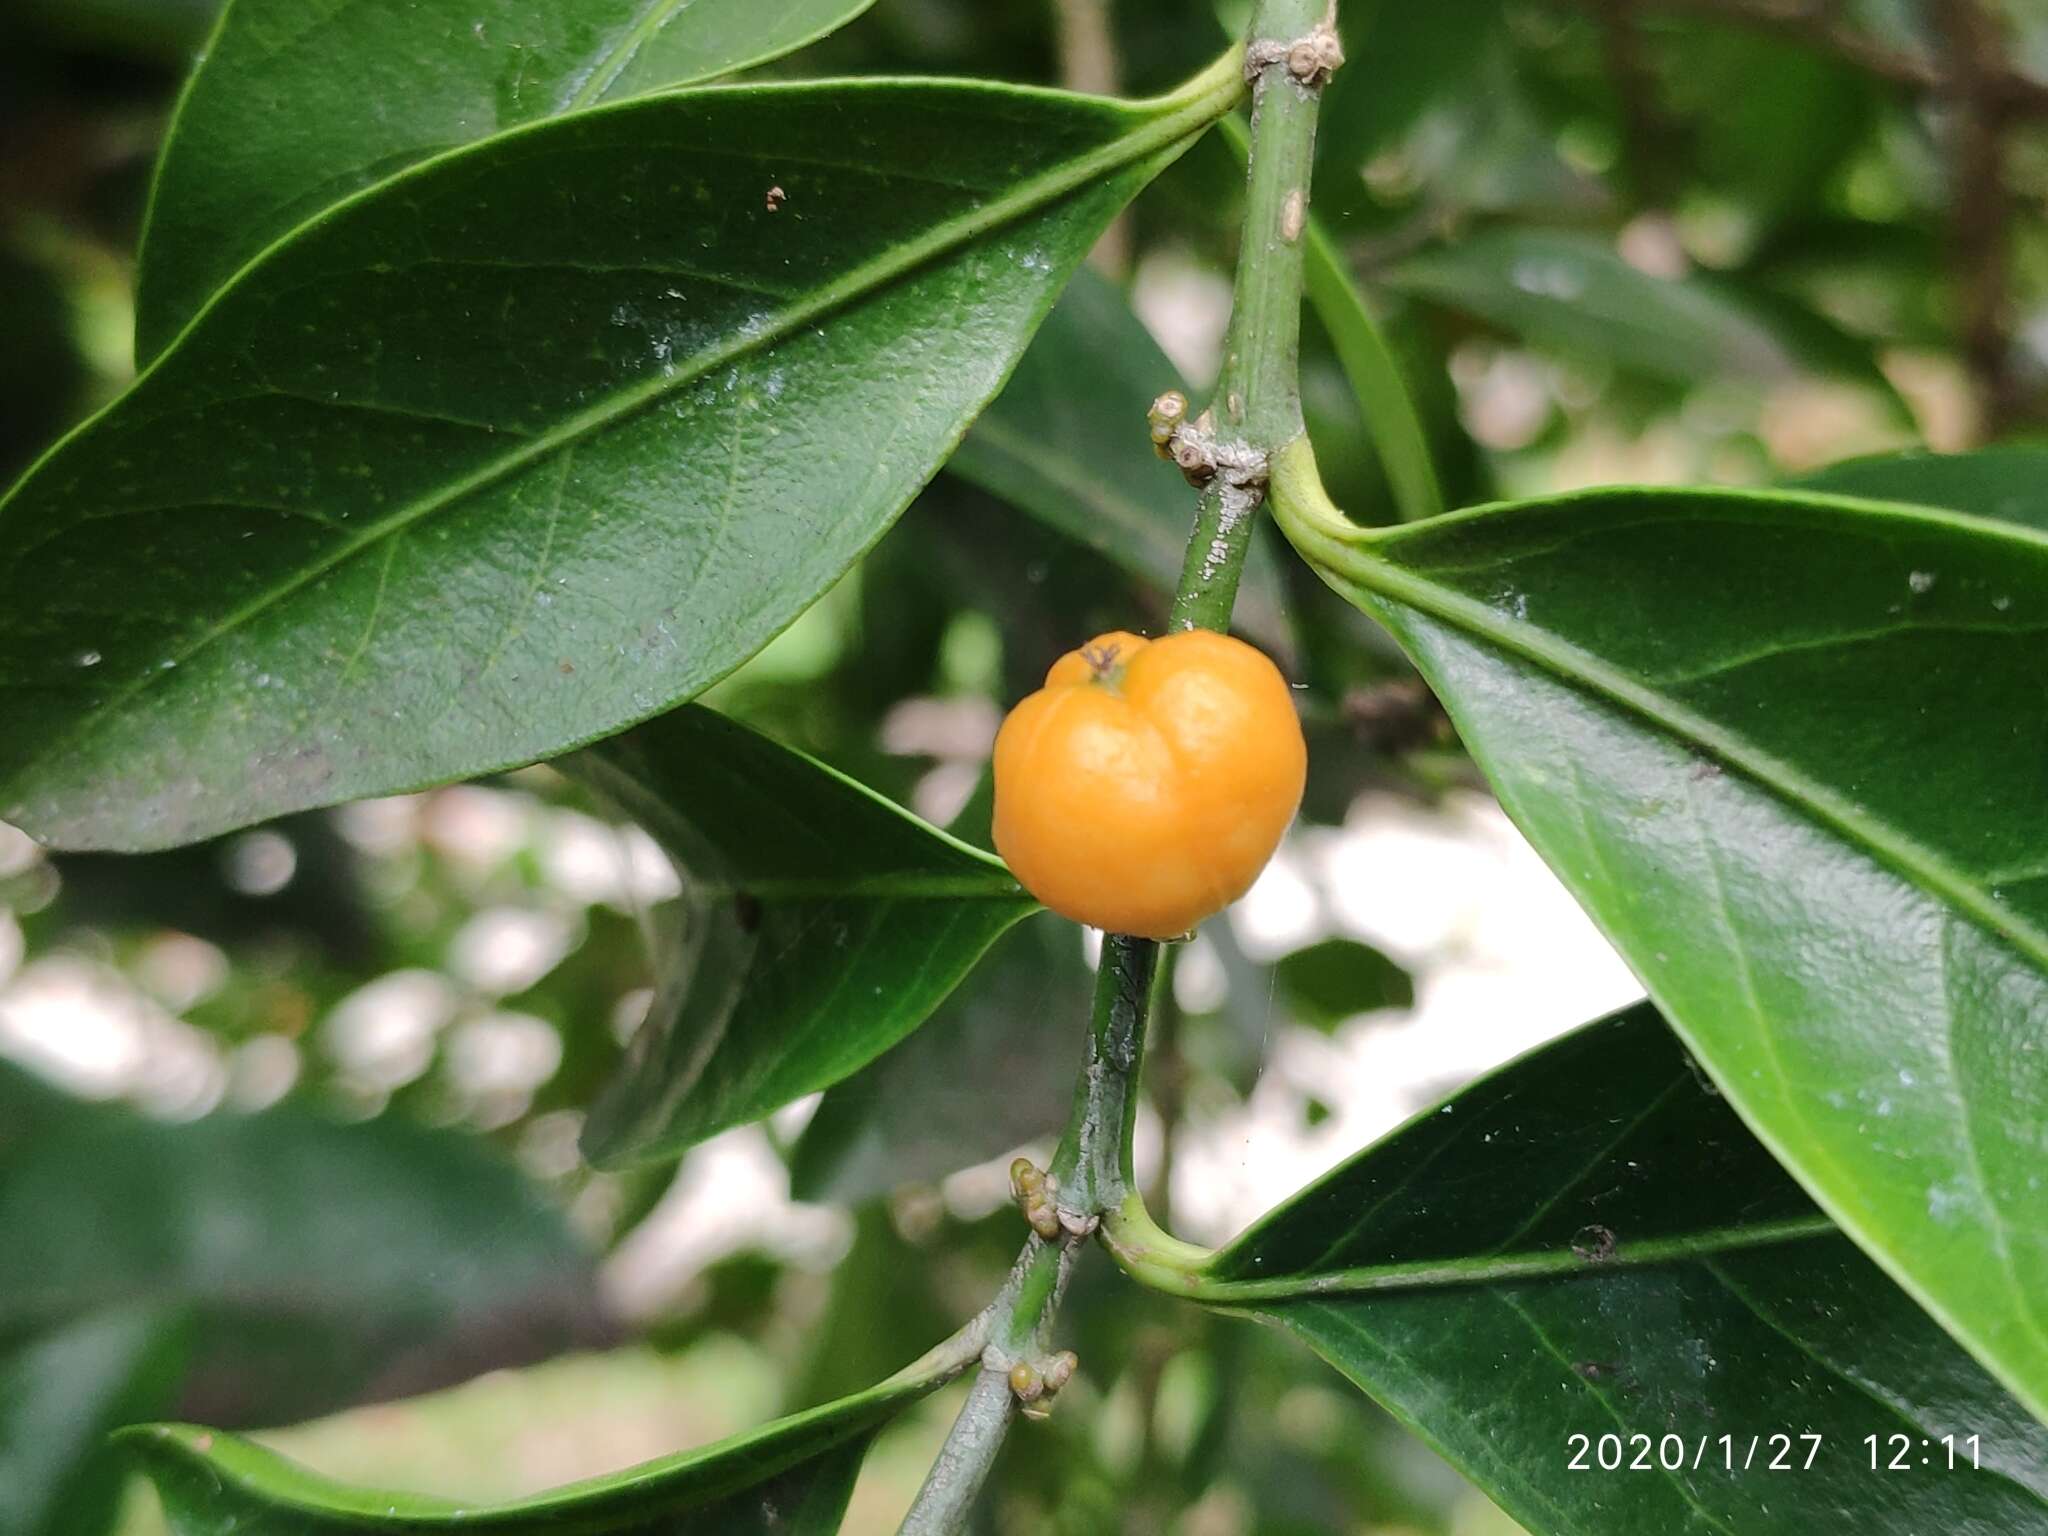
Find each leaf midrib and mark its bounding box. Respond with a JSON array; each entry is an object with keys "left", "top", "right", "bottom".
[
  {"left": 569, "top": 0, "right": 862, "bottom": 110},
  {"left": 1339, "top": 492, "right": 2048, "bottom": 979},
  {"left": 1497, "top": 1291, "right": 1743, "bottom": 1536},
  {"left": 1189, "top": 1213, "right": 1836, "bottom": 1306},
  {"left": 3, "top": 62, "right": 1240, "bottom": 798},
  {"left": 567, "top": 0, "right": 709, "bottom": 109},
  {"left": 568, "top": 739, "right": 1023, "bottom": 888}
]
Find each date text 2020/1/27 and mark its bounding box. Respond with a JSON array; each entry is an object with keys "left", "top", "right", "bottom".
[{"left": 1567, "top": 1433, "right": 1823, "bottom": 1472}]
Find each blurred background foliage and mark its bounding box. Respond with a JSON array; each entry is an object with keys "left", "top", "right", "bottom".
[{"left": 3, "top": 0, "right": 2046, "bottom": 1530}]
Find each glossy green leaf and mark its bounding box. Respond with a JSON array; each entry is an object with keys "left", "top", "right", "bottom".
[
  {"left": 0, "top": 1306, "right": 187, "bottom": 1536},
  {"left": 1792, "top": 447, "right": 2048, "bottom": 532},
  {"left": 567, "top": 705, "right": 1037, "bottom": 1166},
  {"left": 0, "top": 62, "right": 1241, "bottom": 853},
  {"left": 1385, "top": 228, "right": 1896, "bottom": 397},
  {"left": 1272, "top": 441, "right": 2048, "bottom": 1420},
  {"left": 1180, "top": 1005, "right": 2048, "bottom": 1535},
  {"left": 1273, "top": 936, "right": 1412, "bottom": 1032},
  {"left": 789, "top": 910, "right": 1090, "bottom": 1203},
  {"left": 950, "top": 265, "right": 1292, "bottom": 650},
  {"left": 136, "top": 0, "right": 881, "bottom": 357},
  {"left": 121, "top": 1349, "right": 956, "bottom": 1535}
]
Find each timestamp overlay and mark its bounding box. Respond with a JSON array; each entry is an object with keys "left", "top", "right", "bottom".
[
  {"left": 1564, "top": 1432, "right": 1989, "bottom": 1475},
  {"left": 1551, "top": 1422, "right": 2048, "bottom": 1528}
]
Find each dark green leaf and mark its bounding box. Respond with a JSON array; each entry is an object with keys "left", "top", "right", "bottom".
[
  {"left": 1314, "top": 0, "right": 1504, "bottom": 184},
  {"left": 0, "top": 1306, "right": 187, "bottom": 1536},
  {"left": 136, "top": 0, "right": 881, "bottom": 356},
  {"left": 1273, "top": 937, "right": 1412, "bottom": 1031},
  {"left": 1273, "top": 445, "right": 2048, "bottom": 1419},
  {"left": 1792, "top": 448, "right": 2048, "bottom": 532},
  {"left": 1672, "top": 27, "right": 1877, "bottom": 223},
  {"left": 950, "top": 265, "right": 1292, "bottom": 650},
  {"left": 1191, "top": 1005, "right": 2048, "bottom": 1535},
  {"left": 568, "top": 705, "right": 1037, "bottom": 1166},
  {"left": 0, "top": 1062, "right": 595, "bottom": 1426},
  {"left": 121, "top": 1353, "right": 953, "bottom": 1535},
  {"left": 1313, "top": 10, "right": 1593, "bottom": 227},
  {"left": 0, "top": 244, "right": 90, "bottom": 486},
  {"left": 1385, "top": 228, "right": 1895, "bottom": 396},
  {"left": 0, "top": 64, "right": 1240, "bottom": 853},
  {"left": 790, "top": 910, "right": 1089, "bottom": 1203}
]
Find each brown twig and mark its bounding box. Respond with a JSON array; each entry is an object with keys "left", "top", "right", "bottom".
[
  {"left": 1593, "top": 0, "right": 1678, "bottom": 205},
  {"left": 1054, "top": 0, "right": 1133, "bottom": 276},
  {"left": 1932, "top": 0, "right": 2022, "bottom": 437}
]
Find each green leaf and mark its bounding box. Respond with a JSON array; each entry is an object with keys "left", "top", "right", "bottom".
[
  {"left": 136, "top": 0, "right": 881, "bottom": 357},
  {"left": 1313, "top": 0, "right": 1504, "bottom": 183},
  {"left": 120, "top": 1351, "right": 955, "bottom": 1535},
  {"left": 789, "top": 910, "right": 1090, "bottom": 1203},
  {"left": 1385, "top": 228, "right": 1895, "bottom": 396},
  {"left": 1302, "top": 220, "right": 1445, "bottom": 524},
  {"left": 0, "top": 1061, "right": 594, "bottom": 1426},
  {"left": 1270, "top": 440, "right": 2048, "bottom": 1420},
  {"left": 567, "top": 705, "right": 1037, "bottom": 1166},
  {"left": 949, "top": 265, "right": 1293, "bottom": 650},
  {"left": 0, "top": 61, "right": 1241, "bottom": 853},
  {"left": 1792, "top": 447, "right": 2048, "bottom": 532},
  {"left": 1177, "top": 1005, "right": 2048, "bottom": 1535},
  {"left": 0, "top": 1306, "right": 187, "bottom": 1536},
  {"left": 1673, "top": 27, "right": 1878, "bottom": 223},
  {"left": 1273, "top": 937, "right": 1412, "bottom": 1032}
]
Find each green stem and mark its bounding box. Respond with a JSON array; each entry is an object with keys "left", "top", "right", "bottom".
[
  {"left": 1170, "top": 0, "right": 1332, "bottom": 632},
  {"left": 1217, "top": 109, "right": 1444, "bottom": 523},
  {"left": 1050, "top": 933, "right": 1162, "bottom": 1215},
  {"left": 899, "top": 935, "right": 1154, "bottom": 1529},
  {"left": 899, "top": 9, "right": 1336, "bottom": 1528},
  {"left": 1101, "top": 1202, "right": 1836, "bottom": 1303},
  {"left": 897, "top": 1368, "right": 1014, "bottom": 1536}
]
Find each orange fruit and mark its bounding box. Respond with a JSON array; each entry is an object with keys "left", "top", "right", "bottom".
[{"left": 992, "top": 630, "right": 1306, "bottom": 939}]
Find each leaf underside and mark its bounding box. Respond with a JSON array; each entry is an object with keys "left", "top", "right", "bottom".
[
  {"left": 1386, "top": 226, "right": 1897, "bottom": 401},
  {"left": 0, "top": 1064, "right": 591, "bottom": 1405},
  {"left": 1212, "top": 1004, "right": 2048, "bottom": 1536},
  {"left": 0, "top": 1061, "right": 594, "bottom": 1534},
  {"left": 123, "top": 1387, "right": 906, "bottom": 1534},
  {"left": 1, "top": 1306, "right": 186, "bottom": 1536},
  {"left": 790, "top": 909, "right": 1090, "bottom": 1203},
  {"left": 567, "top": 705, "right": 1036, "bottom": 1166}
]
